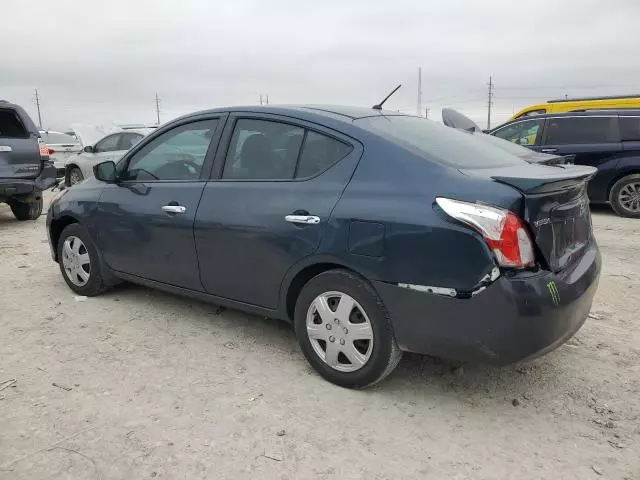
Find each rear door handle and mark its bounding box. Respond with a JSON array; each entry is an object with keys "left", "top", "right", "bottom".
[
  {"left": 285, "top": 214, "right": 320, "bottom": 225},
  {"left": 541, "top": 148, "right": 558, "bottom": 153},
  {"left": 162, "top": 205, "right": 186, "bottom": 214}
]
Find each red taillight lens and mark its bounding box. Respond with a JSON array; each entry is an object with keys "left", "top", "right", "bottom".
[
  {"left": 37, "top": 138, "right": 49, "bottom": 158},
  {"left": 436, "top": 197, "right": 535, "bottom": 269},
  {"left": 47, "top": 148, "right": 55, "bottom": 155}
]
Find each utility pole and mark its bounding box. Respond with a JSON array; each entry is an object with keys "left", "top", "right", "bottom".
[
  {"left": 425, "top": 106, "right": 430, "bottom": 119},
  {"left": 259, "top": 94, "right": 263, "bottom": 106},
  {"left": 34, "top": 89, "right": 43, "bottom": 129},
  {"left": 155, "top": 93, "right": 161, "bottom": 125},
  {"left": 486, "top": 76, "right": 494, "bottom": 130},
  {"left": 417, "top": 67, "right": 422, "bottom": 117},
  {"left": 266, "top": 94, "right": 269, "bottom": 105}
]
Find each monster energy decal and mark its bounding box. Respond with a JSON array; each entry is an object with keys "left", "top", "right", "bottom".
[{"left": 546, "top": 281, "right": 560, "bottom": 307}]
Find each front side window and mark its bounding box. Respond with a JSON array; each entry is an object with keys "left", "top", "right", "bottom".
[
  {"left": 94, "top": 134, "right": 122, "bottom": 153},
  {"left": 493, "top": 119, "right": 544, "bottom": 146},
  {"left": 223, "top": 119, "right": 304, "bottom": 180},
  {"left": 545, "top": 117, "right": 618, "bottom": 145},
  {"left": 122, "top": 119, "right": 218, "bottom": 181}
]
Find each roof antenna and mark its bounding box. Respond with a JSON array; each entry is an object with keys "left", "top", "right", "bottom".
[{"left": 373, "top": 84, "right": 402, "bottom": 110}]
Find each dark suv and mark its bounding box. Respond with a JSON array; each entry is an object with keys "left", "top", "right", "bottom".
[
  {"left": 0, "top": 100, "right": 56, "bottom": 220},
  {"left": 490, "top": 110, "right": 640, "bottom": 217}
]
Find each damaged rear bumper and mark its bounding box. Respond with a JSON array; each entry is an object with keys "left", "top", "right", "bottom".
[
  {"left": 0, "top": 162, "right": 57, "bottom": 198},
  {"left": 373, "top": 240, "right": 601, "bottom": 364}
]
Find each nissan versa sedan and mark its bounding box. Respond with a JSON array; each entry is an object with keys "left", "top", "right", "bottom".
[{"left": 47, "top": 105, "right": 601, "bottom": 388}]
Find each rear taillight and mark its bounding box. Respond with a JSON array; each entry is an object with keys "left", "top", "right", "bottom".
[
  {"left": 37, "top": 138, "right": 49, "bottom": 159},
  {"left": 47, "top": 148, "right": 55, "bottom": 155},
  {"left": 436, "top": 197, "right": 535, "bottom": 269}
]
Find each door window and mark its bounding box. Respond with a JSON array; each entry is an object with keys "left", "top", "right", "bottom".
[
  {"left": 122, "top": 119, "right": 218, "bottom": 181},
  {"left": 544, "top": 117, "right": 618, "bottom": 144},
  {"left": 94, "top": 134, "right": 122, "bottom": 153},
  {"left": 620, "top": 117, "right": 640, "bottom": 141},
  {"left": 493, "top": 119, "right": 544, "bottom": 146},
  {"left": 295, "top": 131, "right": 352, "bottom": 178},
  {"left": 119, "top": 132, "right": 143, "bottom": 150},
  {"left": 223, "top": 119, "right": 304, "bottom": 180}
]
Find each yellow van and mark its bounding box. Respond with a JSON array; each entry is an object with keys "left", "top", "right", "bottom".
[{"left": 510, "top": 95, "right": 640, "bottom": 120}]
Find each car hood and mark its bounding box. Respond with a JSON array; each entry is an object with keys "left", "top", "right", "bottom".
[{"left": 70, "top": 123, "right": 122, "bottom": 147}]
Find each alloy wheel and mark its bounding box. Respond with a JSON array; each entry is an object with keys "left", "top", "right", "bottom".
[
  {"left": 618, "top": 182, "right": 640, "bottom": 213},
  {"left": 306, "top": 291, "right": 374, "bottom": 372}
]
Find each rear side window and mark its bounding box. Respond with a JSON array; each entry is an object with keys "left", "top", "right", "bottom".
[
  {"left": 492, "top": 119, "right": 544, "bottom": 146},
  {"left": 0, "top": 109, "right": 29, "bottom": 138},
  {"left": 357, "top": 115, "right": 524, "bottom": 168},
  {"left": 94, "top": 134, "right": 122, "bottom": 153},
  {"left": 545, "top": 117, "right": 618, "bottom": 144},
  {"left": 222, "top": 119, "right": 351, "bottom": 180},
  {"left": 619, "top": 117, "right": 640, "bottom": 141}
]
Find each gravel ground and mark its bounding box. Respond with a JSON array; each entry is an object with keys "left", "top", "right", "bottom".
[{"left": 0, "top": 193, "right": 638, "bottom": 480}]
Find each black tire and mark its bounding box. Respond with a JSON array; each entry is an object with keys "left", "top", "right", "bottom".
[
  {"left": 609, "top": 174, "right": 640, "bottom": 218},
  {"left": 294, "top": 269, "right": 402, "bottom": 389},
  {"left": 56, "top": 223, "right": 109, "bottom": 296},
  {"left": 10, "top": 196, "right": 43, "bottom": 221},
  {"left": 67, "top": 166, "right": 84, "bottom": 186}
]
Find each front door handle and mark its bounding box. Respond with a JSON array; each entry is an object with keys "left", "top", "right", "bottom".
[
  {"left": 162, "top": 205, "right": 186, "bottom": 214},
  {"left": 285, "top": 214, "right": 320, "bottom": 225},
  {"left": 541, "top": 148, "right": 558, "bottom": 153}
]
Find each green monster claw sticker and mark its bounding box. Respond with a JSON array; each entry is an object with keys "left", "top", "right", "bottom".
[{"left": 546, "top": 281, "right": 560, "bottom": 307}]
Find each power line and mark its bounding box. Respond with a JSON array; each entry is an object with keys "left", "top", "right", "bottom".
[
  {"left": 155, "top": 93, "right": 161, "bottom": 125},
  {"left": 486, "top": 76, "right": 494, "bottom": 130},
  {"left": 34, "top": 89, "right": 43, "bottom": 129}
]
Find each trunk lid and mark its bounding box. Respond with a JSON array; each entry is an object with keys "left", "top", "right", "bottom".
[{"left": 461, "top": 163, "right": 597, "bottom": 272}]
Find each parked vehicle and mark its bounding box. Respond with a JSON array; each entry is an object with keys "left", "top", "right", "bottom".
[
  {"left": 0, "top": 100, "right": 56, "bottom": 220},
  {"left": 47, "top": 105, "right": 601, "bottom": 388},
  {"left": 490, "top": 110, "right": 640, "bottom": 217},
  {"left": 39, "top": 131, "right": 82, "bottom": 178},
  {"left": 510, "top": 94, "right": 640, "bottom": 120},
  {"left": 65, "top": 125, "right": 152, "bottom": 186},
  {"left": 442, "top": 108, "right": 570, "bottom": 165}
]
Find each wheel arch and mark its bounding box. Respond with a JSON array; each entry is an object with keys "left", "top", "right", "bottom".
[
  {"left": 49, "top": 215, "right": 80, "bottom": 262},
  {"left": 607, "top": 168, "right": 640, "bottom": 201},
  {"left": 280, "top": 256, "right": 374, "bottom": 322}
]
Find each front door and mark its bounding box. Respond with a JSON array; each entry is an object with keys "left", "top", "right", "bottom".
[
  {"left": 194, "top": 115, "right": 361, "bottom": 309},
  {"left": 94, "top": 117, "right": 224, "bottom": 290}
]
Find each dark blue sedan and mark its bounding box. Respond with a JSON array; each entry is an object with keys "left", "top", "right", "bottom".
[{"left": 47, "top": 106, "right": 601, "bottom": 388}]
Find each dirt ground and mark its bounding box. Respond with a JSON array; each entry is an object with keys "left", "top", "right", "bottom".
[{"left": 0, "top": 191, "right": 638, "bottom": 480}]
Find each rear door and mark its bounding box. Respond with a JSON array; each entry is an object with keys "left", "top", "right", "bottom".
[
  {"left": 194, "top": 114, "right": 361, "bottom": 309},
  {"left": 0, "top": 107, "right": 41, "bottom": 179},
  {"left": 540, "top": 116, "right": 623, "bottom": 199}
]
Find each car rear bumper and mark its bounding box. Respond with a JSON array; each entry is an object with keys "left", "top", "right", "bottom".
[
  {"left": 373, "top": 240, "right": 601, "bottom": 365},
  {"left": 0, "top": 162, "right": 57, "bottom": 198}
]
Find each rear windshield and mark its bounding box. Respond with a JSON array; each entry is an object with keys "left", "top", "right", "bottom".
[
  {"left": 0, "top": 109, "right": 29, "bottom": 139},
  {"left": 41, "top": 132, "right": 79, "bottom": 145},
  {"left": 356, "top": 115, "right": 526, "bottom": 168}
]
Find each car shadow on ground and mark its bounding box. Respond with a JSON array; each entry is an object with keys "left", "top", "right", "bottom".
[{"left": 106, "top": 282, "right": 568, "bottom": 403}]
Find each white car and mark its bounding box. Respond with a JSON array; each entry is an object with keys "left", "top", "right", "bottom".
[
  {"left": 39, "top": 131, "right": 82, "bottom": 178},
  {"left": 64, "top": 125, "right": 154, "bottom": 186}
]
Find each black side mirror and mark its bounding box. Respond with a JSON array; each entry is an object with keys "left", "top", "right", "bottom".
[
  {"left": 94, "top": 161, "right": 117, "bottom": 183},
  {"left": 83, "top": 145, "right": 94, "bottom": 153}
]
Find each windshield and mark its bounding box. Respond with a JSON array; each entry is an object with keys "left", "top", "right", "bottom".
[{"left": 356, "top": 115, "right": 525, "bottom": 168}]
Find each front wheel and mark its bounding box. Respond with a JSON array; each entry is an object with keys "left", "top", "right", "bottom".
[
  {"left": 57, "top": 223, "right": 109, "bottom": 296},
  {"left": 610, "top": 174, "right": 640, "bottom": 218},
  {"left": 294, "top": 269, "right": 402, "bottom": 388},
  {"left": 10, "top": 196, "right": 43, "bottom": 220},
  {"left": 67, "top": 166, "right": 84, "bottom": 186}
]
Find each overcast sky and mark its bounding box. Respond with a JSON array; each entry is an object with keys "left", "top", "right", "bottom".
[{"left": 2, "top": 0, "right": 639, "bottom": 130}]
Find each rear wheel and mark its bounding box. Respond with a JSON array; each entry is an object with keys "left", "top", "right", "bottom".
[
  {"left": 67, "top": 166, "right": 84, "bottom": 186},
  {"left": 610, "top": 174, "right": 640, "bottom": 218},
  {"left": 57, "top": 223, "right": 109, "bottom": 296},
  {"left": 10, "top": 196, "right": 43, "bottom": 220},
  {"left": 294, "top": 269, "right": 402, "bottom": 388}
]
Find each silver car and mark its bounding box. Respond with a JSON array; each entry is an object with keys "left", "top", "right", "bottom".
[
  {"left": 39, "top": 131, "right": 82, "bottom": 178},
  {"left": 64, "top": 126, "right": 153, "bottom": 186}
]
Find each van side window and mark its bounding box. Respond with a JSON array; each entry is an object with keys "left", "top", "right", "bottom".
[
  {"left": 620, "top": 117, "right": 640, "bottom": 141},
  {"left": 518, "top": 109, "right": 546, "bottom": 118},
  {"left": 545, "top": 117, "right": 618, "bottom": 145}
]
